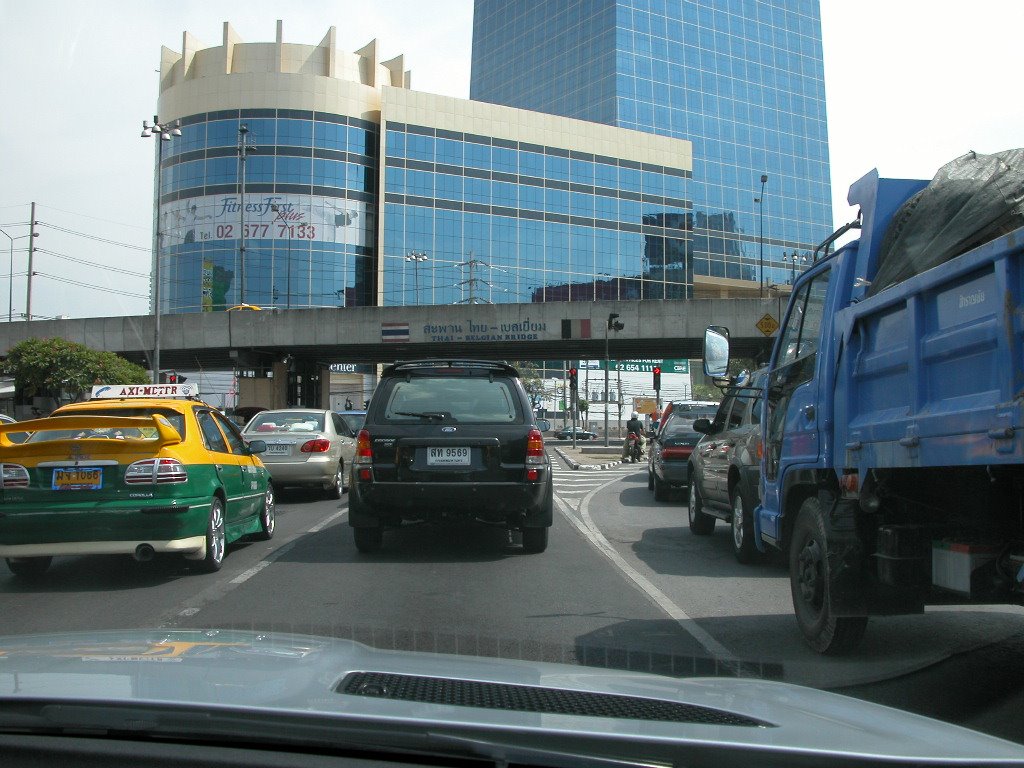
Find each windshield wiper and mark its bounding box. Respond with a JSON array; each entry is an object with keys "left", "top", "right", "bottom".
[{"left": 392, "top": 411, "right": 446, "bottom": 421}]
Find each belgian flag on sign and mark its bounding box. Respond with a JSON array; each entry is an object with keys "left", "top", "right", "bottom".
[{"left": 561, "top": 319, "right": 591, "bottom": 339}]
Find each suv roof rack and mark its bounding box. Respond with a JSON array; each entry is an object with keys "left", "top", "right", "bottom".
[{"left": 385, "top": 359, "right": 518, "bottom": 375}]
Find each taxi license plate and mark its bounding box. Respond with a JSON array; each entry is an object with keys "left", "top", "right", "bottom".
[
  {"left": 427, "top": 447, "right": 470, "bottom": 466},
  {"left": 267, "top": 444, "right": 291, "bottom": 455},
  {"left": 52, "top": 467, "right": 103, "bottom": 491}
]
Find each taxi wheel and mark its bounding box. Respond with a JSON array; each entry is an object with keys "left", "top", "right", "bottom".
[
  {"left": 254, "top": 484, "right": 276, "bottom": 541},
  {"left": 327, "top": 461, "right": 344, "bottom": 500},
  {"left": 6, "top": 556, "right": 52, "bottom": 579},
  {"left": 198, "top": 497, "right": 226, "bottom": 572}
]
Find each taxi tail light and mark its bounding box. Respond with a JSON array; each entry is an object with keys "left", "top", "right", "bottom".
[
  {"left": 526, "top": 428, "right": 545, "bottom": 467},
  {"left": 0, "top": 463, "right": 29, "bottom": 488},
  {"left": 300, "top": 438, "right": 331, "bottom": 453},
  {"left": 125, "top": 458, "right": 188, "bottom": 484},
  {"left": 355, "top": 429, "right": 373, "bottom": 465},
  {"left": 661, "top": 446, "right": 693, "bottom": 460}
]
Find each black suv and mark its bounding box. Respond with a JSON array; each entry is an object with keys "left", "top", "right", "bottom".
[
  {"left": 348, "top": 360, "right": 553, "bottom": 554},
  {"left": 687, "top": 371, "right": 766, "bottom": 563}
]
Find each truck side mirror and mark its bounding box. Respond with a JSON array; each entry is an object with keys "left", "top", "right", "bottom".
[
  {"left": 703, "top": 326, "right": 731, "bottom": 378},
  {"left": 692, "top": 418, "right": 712, "bottom": 434}
]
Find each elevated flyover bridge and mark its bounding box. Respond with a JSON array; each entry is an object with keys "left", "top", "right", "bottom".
[{"left": 0, "top": 299, "right": 780, "bottom": 406}]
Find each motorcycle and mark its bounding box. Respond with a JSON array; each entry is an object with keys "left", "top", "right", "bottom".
[{"left": 626, "top": 431, "right": 644, "bottom": 463}]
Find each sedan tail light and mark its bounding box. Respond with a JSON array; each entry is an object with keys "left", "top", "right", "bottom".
[
  {"left": 660, "top": 446, "right": 693, "bottom": 460},
  {"left": 300, "top": 439, "right": 331, "bottom": 453},
  {"left": 0, "top": 463, "right": 29, "bottom": 488},
  {"left": 125, "top": 458, "right": 188, "bottom": 484}
]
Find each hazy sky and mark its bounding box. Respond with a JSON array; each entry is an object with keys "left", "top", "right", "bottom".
[{"left": 1, "top": 0, "right": 1021, "bottom": 320}]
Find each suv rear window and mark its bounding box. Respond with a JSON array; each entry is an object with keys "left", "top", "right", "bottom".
[{"left": 381, "top": 375, "right": 523, "bottom": 424}]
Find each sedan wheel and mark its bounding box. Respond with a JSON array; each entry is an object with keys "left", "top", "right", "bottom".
[
  {"left": 326, "top": 461, "right": 344, "bottom": 500},
  {"left": 6, "top": 556, "right": 52, "bottom": 579},
  {"left": 254, "top": 484, "right": 276, "bottom": 541},
  {"left": 198, "top": 497, "right": 226, "bottom": 572}
]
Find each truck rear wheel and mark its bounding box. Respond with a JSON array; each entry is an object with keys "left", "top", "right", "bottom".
[{"left": 789, "top": 497, "right": 868, "bottom": 654}]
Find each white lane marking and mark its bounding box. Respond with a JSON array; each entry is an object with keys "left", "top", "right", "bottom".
[
  {"left": 159, "top": 506, "right": 347, "bottom": 624},
  {"left": 554, "top": 480, "right": 736, "bottom": 662}
]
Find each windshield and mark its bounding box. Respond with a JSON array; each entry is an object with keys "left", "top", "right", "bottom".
[
  {"left": 29, "top": 408, "right": 186, "bottom": 441},
  {"left": 382, "top": 375, "right": 522, "bottom": 423},
  {"left": 2, "top": 2, "right": 1023, "bottom": 761},
  {"left": 246, "top": 411, "right": 326, "bottom": 432}
]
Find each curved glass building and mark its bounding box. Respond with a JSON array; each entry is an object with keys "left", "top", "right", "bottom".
[{"left": 155, "top": 23, "right": 407, "bottom": 312}]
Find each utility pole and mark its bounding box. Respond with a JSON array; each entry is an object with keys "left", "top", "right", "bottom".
[{"left": 26, "top": 202, "right": 36, "bottom": 321}]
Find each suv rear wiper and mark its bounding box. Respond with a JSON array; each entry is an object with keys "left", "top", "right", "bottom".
[{"left": 392, "top": 411, "right": 447, "bottom": 421}]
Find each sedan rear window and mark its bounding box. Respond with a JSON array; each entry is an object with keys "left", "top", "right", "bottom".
[
  {"left": 382, "top": 376, "right": 522, "bottom": 424},
  {"left": 248, "top": 412, "right": 326, "bottom": 432},
  {"left": 29, "top": 407, "right": 187, "bottom": 442}
]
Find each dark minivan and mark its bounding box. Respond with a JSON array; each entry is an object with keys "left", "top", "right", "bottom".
[
  {"left": 687, "top": 370, "right": 766, "bottom": 563},
  {"left": 348, "top": 360, "right": 553, "bottom": 554}
]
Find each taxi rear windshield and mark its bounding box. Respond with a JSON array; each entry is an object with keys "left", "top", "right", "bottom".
[
  {"left": 381, "top": 375, "right": 523, "bottom": 424},
  {"left": 26, "top": 408, "right": 187, "bottom": 443}
]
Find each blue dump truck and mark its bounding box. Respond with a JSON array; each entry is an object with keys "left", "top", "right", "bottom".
[{"left": 705, "top": 150, "right": 1024, "bottom": 653}]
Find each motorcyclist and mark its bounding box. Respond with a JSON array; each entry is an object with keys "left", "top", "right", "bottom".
[{"left": 621, "top": 411, "right": 646, "bottom": 460}]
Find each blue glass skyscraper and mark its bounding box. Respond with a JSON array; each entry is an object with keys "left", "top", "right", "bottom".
[{"left": 471, "top": 0, "right": 832, "bottom": 292}]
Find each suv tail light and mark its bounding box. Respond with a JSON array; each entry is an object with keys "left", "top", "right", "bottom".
[
  {"left": 300, "top": 439, "right": 331, "bottom": 453},
  {"left": 355, "top": 429, "right": 373, "bottom": 482},
  {"left": 0, "top": 463, "right": 29, "bottom": 488},
  {"left": 125, "top": 458, "right": 188, "bottom": 484},
  {"left": 526, "top": 428, "right": 544, "bottom": 465},
  {"left": 660, "top": 446, "right": 693, "bottom": 460},
  {"left": 355, "top": 430, "right": 373, "bottom": 465},
  {"left": 525, "top": 428, "right": 544, "bottom": 482}
]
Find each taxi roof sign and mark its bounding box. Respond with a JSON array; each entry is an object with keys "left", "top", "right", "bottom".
[{"left": 91, "top": 383, "right": 199, "bottom": 399}]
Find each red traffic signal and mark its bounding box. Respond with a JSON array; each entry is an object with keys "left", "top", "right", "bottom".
[
  {"left": 568, "top": 367, "right": 578, "bottom": 390},
  {"left": 652, "top": 366, "right": 661, "bottom": 391}
]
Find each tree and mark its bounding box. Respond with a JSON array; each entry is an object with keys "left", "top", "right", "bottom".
[
  {"left": 512, "top": 361, "right": 553, "bottom": 409},
  {"left": 2, "top": 338, "right": 149, "bottom": 403}
]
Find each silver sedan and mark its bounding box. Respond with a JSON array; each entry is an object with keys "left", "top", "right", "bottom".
[{"left": 242, "top": 409, "right": 358, "bottom": 498}]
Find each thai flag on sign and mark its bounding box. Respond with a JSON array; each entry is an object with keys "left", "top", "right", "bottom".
[{"left": 381, "top": 322, "right": 410, "bottom": 343}]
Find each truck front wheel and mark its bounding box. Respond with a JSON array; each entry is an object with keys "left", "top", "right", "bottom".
[{"left": 789, "top": 497, "right": 868, "bottom": 654}]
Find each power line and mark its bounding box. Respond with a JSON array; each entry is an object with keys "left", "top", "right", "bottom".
[
  {"left": 38, "top": 223, "right": 148, "bottom": 252},
  {"left": 35, "top": 204, "right": 150, "bottom": 232},
  {"left": 35, "top": 248, "right": 148, "bottom": 278},
  {"left": 32, "top": 272, "right": 148, "bottom": 300}
]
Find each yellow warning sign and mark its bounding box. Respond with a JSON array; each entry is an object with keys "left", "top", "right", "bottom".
[{"left": 756, "top": 313, "right": 779, "bottom": 336}]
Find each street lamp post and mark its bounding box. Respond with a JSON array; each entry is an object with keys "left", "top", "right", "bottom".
[
  {"left": 237, "top": 124, "right": 255, "bottom": 306},
  {"left": 0, "top": 227, "right": 38, "bottom": 322},
  {"left": 405, "top": 251, "right": 428, "bottom": 304},
  {"left": 270, "top": 204, "right": 293, "bottom": 309},
  {"left": 756, "top": 173, "right": 768, "bottom": 298},
  {"left": 141, "top": 116, "right": 180, "bottom": 383},
  {"left": 603, "top": 313, "right": 624, "bottom": 447}
]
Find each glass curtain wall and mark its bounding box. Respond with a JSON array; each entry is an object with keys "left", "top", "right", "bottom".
[
  {"left": 382, "top": 122, "right": 692, "bottom": 306},
  {"left": 157, "top": 109, "right": 379, "bottom": 312}
]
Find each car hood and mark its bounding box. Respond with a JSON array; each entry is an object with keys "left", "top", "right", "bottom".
[{"left": 0, "top": 629, "right": 1021, "bottom": 766}]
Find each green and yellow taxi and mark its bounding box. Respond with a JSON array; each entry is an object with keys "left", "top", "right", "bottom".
[{"left": 0, "top": 384, "right": 274, "bottom": 578}]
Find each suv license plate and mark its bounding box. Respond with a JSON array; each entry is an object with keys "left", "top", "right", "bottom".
[
  {"left": 427, "top": 447, "right": 470, "bottom": 466},
  {"left": 53, "top": 467, "right": 103, "bottom": 490}
]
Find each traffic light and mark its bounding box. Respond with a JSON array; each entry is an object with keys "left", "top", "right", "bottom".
[
  {"left": 164, "top": 371, "right": 187, "bottom": 384},
  {"left": 653, "top": 366, "right": 661, "bottom": 392},
  {"left": 568, "top": 367, "right": 578, "bottom": 391}
]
